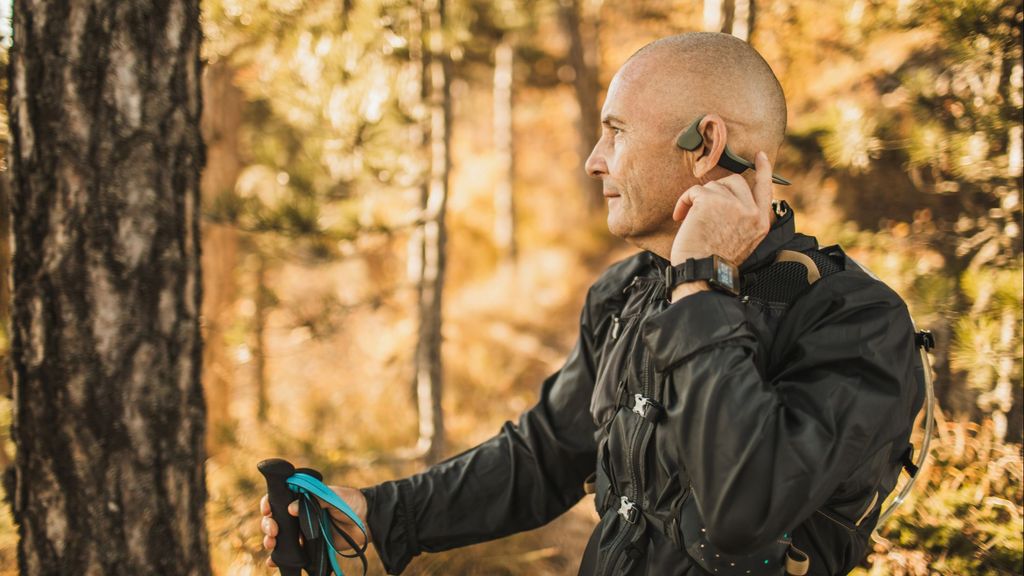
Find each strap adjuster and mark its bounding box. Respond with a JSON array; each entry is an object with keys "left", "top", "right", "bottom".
[
  {"left": 915, "top": 330, "right": 936, "bottom": 351},
  {"left": 900, "top": 445, "right": 919, "bottom": 477},
  {"left": 618, "top": 496, "right": 639, "bottom": 524}
]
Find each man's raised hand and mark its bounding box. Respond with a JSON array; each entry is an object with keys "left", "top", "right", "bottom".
[{"left": 670, "top": 150, "right": 775, "bottom": 267}]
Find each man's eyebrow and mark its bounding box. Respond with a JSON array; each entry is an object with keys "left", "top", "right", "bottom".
[{"left": 602, "top": 115, "right": 626, "bottom": 126}]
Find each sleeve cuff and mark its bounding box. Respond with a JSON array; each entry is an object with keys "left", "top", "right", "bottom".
[
  {"left": 642, "top": 290, "right": 752, "bottom": 373},
  {"left": 361, "top": 479, "right": 420, "bottom": 575}
]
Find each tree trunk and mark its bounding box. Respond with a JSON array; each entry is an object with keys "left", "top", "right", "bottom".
[
  {"left": 720, "top": 0, "right": 736, "bottom": 35},
  {"left": 9, "top": 2, "right": 210, "bottom": 574},
  {"left": 0, "top": 163, "right": 11, "bottom": 473},
  {"left": 0, "top": 165, "right": 10, "bottom": 402},
  {"left": 200, "top": 61, "right": 243, "bottom": 452},
  {"left": 733, "top": 0, "right": 755, "bottom": 42},
  {"left": 254, "top": 253, "right": 270, "bottom": 421},
  {"left": 703, "top": 0, "right": 724, "bottom": 32},
  {"left": 413, "top": 0, "right": 450, "bottom": 465},
  {"left": 407, "top": 0, "right": 426, "bottom": 411},
  {"left": 493, "top": 34, "right": 517, "bottom": 265},
  {"left": 559, "top": 0, "right": 603, "bottom": 212},
  {"left": 978, "top": 306, "right": 1017, "bottom": 442},
  {"left": 707, "top": 0, "right": 753, "bottom": 40}
]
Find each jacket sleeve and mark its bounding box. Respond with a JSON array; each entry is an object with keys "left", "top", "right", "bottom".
[
  {"left": 360, "top": 294, "right": 603, "bottom": 574},
  {"left": 640, "top": 273, "right": 917, "bottom": 555}
]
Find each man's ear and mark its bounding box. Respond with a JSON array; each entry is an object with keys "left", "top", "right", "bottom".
[{"left": 692, "top": 114, "right": 728, "bottom": 181}]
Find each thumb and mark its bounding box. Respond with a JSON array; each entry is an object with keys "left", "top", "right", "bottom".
[
  {"left": 673, "top": 187, "right": 697, "bottom": 222},
  {"left": 287, "top": 499, "right": 301, "bottom": 516},
  {"left": 753, "top": 151, "right": 773, "bottom": 213}
]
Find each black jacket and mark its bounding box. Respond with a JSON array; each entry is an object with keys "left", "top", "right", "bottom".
[{"left": 362, "top": 206, "right": 924, "bottom": 575}]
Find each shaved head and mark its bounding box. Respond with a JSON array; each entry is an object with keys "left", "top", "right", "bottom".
[
  {"left": 623, "top": 32, "right": 787, "bottom": 159},
  {"left": 586, "top": 32, "right": 789, "bottom": 258}
]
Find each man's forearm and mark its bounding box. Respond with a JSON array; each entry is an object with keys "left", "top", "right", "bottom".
[
  {"left": 669, "top": 280, "right": 710, "bottom": 303},
  {"left": 362, "top": 339, "right": 599, "bottom": 574}
]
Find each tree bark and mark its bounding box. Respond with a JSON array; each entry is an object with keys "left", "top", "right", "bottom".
[
  {"left": 8, "top": 2, "right": 209, "bottom": 574},
  {"left": 493, "top": 34, "right": 517, "bottom": 265},
  {"left": 413, "top": 0, "right": 450, "bottom": 465},
  {"left": 559, "top": 0, "right": 603, "bottom": 212}
]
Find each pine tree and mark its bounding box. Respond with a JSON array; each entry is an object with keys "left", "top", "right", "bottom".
[{"left": 9, "top": 1, "right": 210, "bottom": 573}]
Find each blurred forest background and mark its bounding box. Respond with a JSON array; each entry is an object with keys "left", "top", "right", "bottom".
[{"left": 0, "top": 0, "right": 1021, "bottom": 574}]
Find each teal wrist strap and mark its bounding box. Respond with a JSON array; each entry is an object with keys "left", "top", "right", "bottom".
[{"left": 286, "top": 472, "right": 369, "bottom": 576}]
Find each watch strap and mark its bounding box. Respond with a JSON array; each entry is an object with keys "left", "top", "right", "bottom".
[
  {"left": 664, "top": 257, "right": 716, "bottom": 291},
  {"left": 665, "top": 256, "right": 740, "bottom": 296}
]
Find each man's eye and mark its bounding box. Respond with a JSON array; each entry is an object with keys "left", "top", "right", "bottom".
[{"left": 611, "top": 127, "right": 623, "bottom": 136}]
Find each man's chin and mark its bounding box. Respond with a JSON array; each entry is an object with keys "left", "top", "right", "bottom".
[{"left": 605, "top": 215, "right": 632, "bottom": 242}]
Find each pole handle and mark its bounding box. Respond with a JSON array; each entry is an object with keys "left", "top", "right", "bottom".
[{"left": 258, "top": 458, "right": 306, "bottom": 576}]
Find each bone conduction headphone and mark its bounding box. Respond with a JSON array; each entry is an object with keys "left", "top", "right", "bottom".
[{"left": 676, "top": 114, "right": 792, "bottom": 186}]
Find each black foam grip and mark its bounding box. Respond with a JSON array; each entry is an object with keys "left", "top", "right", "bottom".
[{"left": 258, "top": 458, "right": 305, "bottom": 576}]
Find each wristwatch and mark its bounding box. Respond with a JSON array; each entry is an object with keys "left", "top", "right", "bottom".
[{"left": 664, "top": 255, "right": 741, "bottom": 297}]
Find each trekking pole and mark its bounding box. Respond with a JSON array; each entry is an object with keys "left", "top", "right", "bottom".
[
  {"left": 259, "top": 458, "right": 307, "bottom": 576},
  {"left": 259, "top": 458, "right": 370, "bottom": 576}
]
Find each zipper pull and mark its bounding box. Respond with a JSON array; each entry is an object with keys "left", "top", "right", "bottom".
[{"left": 611, "top": 315, "right": 621, "bottom": 340}]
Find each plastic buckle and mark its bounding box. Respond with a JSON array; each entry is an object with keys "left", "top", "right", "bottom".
[
  {"left": 632, "top": 394, "right": 653, "bottom": 418},
  {"left": 915, "top": 330, "right": 936, "bottom": 351},
  {"left": 632, "top": 394, "right": 663, "bottom": 422},
  {"left": 618, "top": 496, "right": 639, "bottom": 524}
]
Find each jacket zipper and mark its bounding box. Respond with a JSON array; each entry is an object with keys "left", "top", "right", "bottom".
[
  {"left": 637, "top": 349, "right": 652, "bottom": 493},
  {"left": 599, "top": 300, "right": 659, "bottom": 574}
]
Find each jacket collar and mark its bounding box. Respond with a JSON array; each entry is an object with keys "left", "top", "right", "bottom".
[
  {"left": 648, "top": 200, "right": 798, "bottom": 274},
  {"left": 741, "top": 200, "right": 797, "bottom": 273}
]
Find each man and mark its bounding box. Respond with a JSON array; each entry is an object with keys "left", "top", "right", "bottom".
[{"left": 260, "top": 32, "right": 923, "bottom": 575}]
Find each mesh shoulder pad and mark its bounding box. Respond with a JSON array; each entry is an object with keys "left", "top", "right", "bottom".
[{"left": 741, "top": 248, "right": 843, "bottom": 307}]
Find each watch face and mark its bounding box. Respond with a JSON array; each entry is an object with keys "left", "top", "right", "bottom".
[{"left": 716, "top": 260, "right": 735, "bottom": 289}]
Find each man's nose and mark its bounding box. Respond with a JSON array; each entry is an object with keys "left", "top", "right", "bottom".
[{"left": 585, "top": 142, "right": 607, "bottom": 179}]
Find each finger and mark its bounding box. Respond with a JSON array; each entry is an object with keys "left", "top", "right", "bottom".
[
  {"left": 260, "top": 494, "right": 270, "bottom": 517},
  {"left": 288, "top": 500, "right": 299, "bottom": 517},
  {"left": 266, "top": 555, "right": 277, "bottom": 568},
  {"left": 263, "top": 534, "right": 276, "bottom": 552},
  {"left": 673, "top": 187, "right": 697, "bottom": 222},
  {"left": 262, "top": 516, "right": 278, "bottom": 537},
  {"left": 675, "top": 183, "right": 733, "bottom": 222},
  {"left": 753, "top": 151, "right": 773, "bottom": 214},
  {"left": 714, "top": 174, "right": 755, "bottom": 206}
]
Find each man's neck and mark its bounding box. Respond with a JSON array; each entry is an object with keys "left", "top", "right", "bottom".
[{"left": 634, "top": 209, "right": 780, "bottom": 262}]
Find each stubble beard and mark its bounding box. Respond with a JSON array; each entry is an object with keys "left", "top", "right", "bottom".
[{"left": 606, "top": 193, "right": 679, "bottom": 259}]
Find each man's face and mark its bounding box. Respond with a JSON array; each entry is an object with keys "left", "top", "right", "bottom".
[{"left": 585, "top": 62, "right": 695, "bottom": 247}]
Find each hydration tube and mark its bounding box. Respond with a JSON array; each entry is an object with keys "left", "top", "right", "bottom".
[{"left": 876, "top": 336, "right": 936, "bottom": 527}]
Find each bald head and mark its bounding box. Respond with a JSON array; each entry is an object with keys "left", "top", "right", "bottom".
[{"left": 621, "top": 32, "right": 787, "bottom": 159}]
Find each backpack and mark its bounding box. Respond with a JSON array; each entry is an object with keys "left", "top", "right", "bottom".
[{"left": 677, "top": 244, "right": 934, "bottom": 576}]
